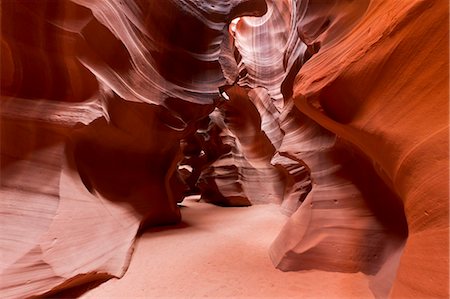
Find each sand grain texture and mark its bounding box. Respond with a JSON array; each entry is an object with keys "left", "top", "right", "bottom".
[{"left": 81, "top": 199, "right": 374, "bottom": 299}]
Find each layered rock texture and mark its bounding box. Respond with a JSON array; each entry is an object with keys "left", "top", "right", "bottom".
[{"left": 1, "top": 0, "right": 448, "bottom": 298}]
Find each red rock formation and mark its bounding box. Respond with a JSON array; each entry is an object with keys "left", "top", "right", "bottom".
[
  {"left": 1, "top": 0, "right": 448, "bottom": 298},
  {"left": 1, "top": 0, "right": 267, "bottom": 297},
  {"left": 269, "top": 1, "right": 448, "bottom": 298}
]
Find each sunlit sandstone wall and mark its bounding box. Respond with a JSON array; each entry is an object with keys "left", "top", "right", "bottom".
[
  {"left": 1, "top": 1, "right": 267, "bottom": 297},
  {"left": 0, "top": 0, "right": 448, "bottom": 298},
  {"left": 268, "top": 1, "right": 448, "bottom": 298}
]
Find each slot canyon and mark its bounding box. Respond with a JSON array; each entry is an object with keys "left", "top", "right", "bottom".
[{"left": 0, "top": 0, "right": 448, "bottom": 298}]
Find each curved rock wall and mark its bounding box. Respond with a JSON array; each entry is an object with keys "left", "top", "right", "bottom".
[
  {"left": 1, "top": 0, "right": 448, "bottom": 298},
  {"left": 1, "top": 1, "right": 267, "bottom": 297},
  {"left": 282, "top": 0, "right": 448, "bottom": 298}
]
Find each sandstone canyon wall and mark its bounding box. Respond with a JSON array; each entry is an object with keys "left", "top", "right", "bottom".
[{"left": 0, "top": 0, "right": 448, "bottom": 298}]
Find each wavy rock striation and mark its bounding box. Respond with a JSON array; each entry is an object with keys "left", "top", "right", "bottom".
[
  {"left": 1, "top": 0, "right": 267, "bottom": 298},
  {"left": 1, "top": 0, "right": 448, "bottom": 298},
  {"left": 271, "top": 1, "right": 448, "bottom": 298}
]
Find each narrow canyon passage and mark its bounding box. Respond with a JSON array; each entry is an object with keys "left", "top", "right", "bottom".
[
  {"left": 1, "top": 0, "right": 448, "bottom": 298},
  {"left": 80, "top": 198, "right": 374, "bottom": 299}
]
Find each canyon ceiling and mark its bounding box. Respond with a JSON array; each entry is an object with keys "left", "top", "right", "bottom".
[{"left": 0, "top": 0, "right": 448, "bottom": 298}]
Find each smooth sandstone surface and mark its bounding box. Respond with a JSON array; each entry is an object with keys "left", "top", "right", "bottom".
[
  {"left": 80, "top": 198, "right": 374, "bottom": 299},
  {"left": 1, "top": 0, "right": 448, "bottom": 298},
  {"left": 288, "top": 1, "right": 449, "bottom": 298}
]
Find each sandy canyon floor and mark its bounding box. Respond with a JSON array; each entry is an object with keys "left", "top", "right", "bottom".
[{"left": 79, "top": 197, "right": 374, "bottom": 299}]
